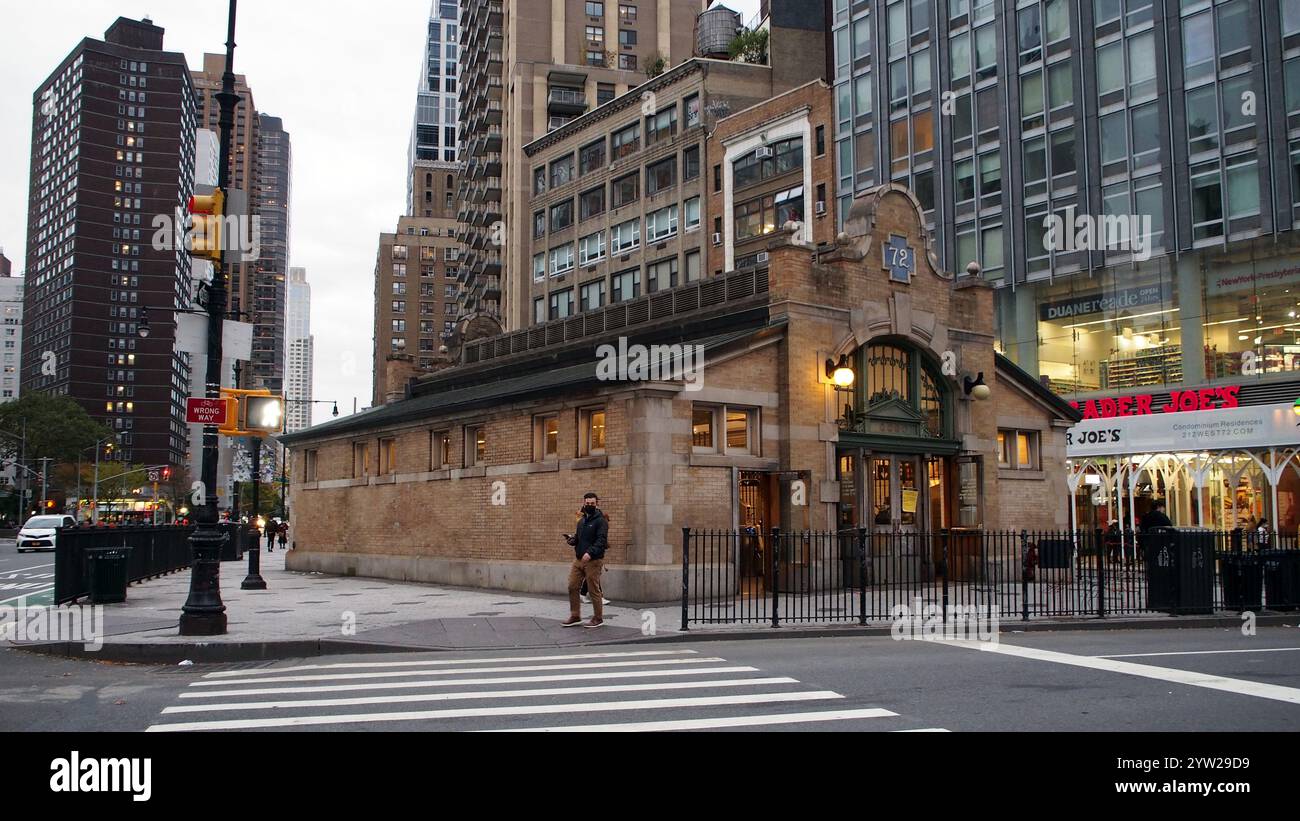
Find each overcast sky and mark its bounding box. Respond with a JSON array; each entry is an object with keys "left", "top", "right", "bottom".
[{"left": 0, "top": 0, "right": 758, "bottom": 426}]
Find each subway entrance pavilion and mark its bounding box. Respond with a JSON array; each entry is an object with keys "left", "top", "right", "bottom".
[{"left": 282, "top": 187, "right": 1077, "bottom": 601}]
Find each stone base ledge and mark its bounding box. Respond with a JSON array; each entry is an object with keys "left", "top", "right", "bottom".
[{"left": 285, "top": 550, "right": 680, "bottom": 603}]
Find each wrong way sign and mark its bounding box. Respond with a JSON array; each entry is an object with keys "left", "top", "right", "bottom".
[{"left": 186, "top": 397, "right": 229, "bottom": 425}]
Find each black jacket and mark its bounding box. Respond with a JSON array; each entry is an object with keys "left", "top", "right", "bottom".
[{"left": 573, "top": 509, "right": 609, "bottom": 561}]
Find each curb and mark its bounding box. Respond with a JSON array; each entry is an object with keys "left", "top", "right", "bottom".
[
  {"left": 642, "top": 613, "right": 1300, "bottom": 644},
  {"left": 10, "top": 613, "right": 1297, "bottom": 664}
]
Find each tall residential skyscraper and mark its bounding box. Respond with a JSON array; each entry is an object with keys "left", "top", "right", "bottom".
[
  {"left": 411, "top": 0, "right": 461, "bottom": 166},
  {"left": 457, "top": 0, "right": 705, "bottom": 330},
  {"left": 285, "top": 266, "right": 313, "bottom": 433},
  {"left": 253, "top": 113, "right": 291, "bottom": 393},
  {"left": 22, "top": 17, "right": 197, "bottom": 468}
]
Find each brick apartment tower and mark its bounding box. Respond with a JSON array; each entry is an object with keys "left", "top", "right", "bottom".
[{"left": 22, "top": 17, "right": 197, "bottom": 467}]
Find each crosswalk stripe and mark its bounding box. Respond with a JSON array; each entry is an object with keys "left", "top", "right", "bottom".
[
  {"left": 189, "top": 657, "right": 729, "bottom": 687},
  {"left": 180, "top": 665, "right": 764, "bottom": 699},
  {"left": 200, "top": 649, "right": 699, "bottom": 679},
  {"left": 146, "top": 690, "right": 845, "bottom": 732},
  {"left": 893, "top": 728, "right": 952, "bottom": 732},
  {"left": 482, "top": 708, "right": 900, "bottom": 732},
  {"left": 163, "top": 677, "right": 801, "bottom": 714}
]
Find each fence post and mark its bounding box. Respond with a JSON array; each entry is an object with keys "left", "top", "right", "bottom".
[
  {"left": 1095, "top": 528, "right": 1106, "bottom": 619},
  {"left": 680, "top": 527, "right": 690, "bottom": 632},
  {"left": 770, "top": 527, "right": 780, "bottom": 628},
  {"left": 858, "top": 527, "right": 868, "bottom": 626},
  {"left": 941, "top": 529, "right": 950, "bottom": 627},
  {"left": 1020, "top": 529, "right": 1030, "bottom": 622}
]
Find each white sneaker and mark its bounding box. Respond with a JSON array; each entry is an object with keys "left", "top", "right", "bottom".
[
  {"left": 602, "top": 597, "right": 611, "bottom": 605},
  {"left": 580, "top": 594, "right": 591, "bottom": 604}
]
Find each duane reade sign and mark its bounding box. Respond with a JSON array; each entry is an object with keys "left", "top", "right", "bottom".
[{"left": 1066, "top": 401, "right": 1298, "bottom": 458}]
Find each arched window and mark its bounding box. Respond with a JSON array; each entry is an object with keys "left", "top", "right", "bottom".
[
  {"left": 847, "top": 340, "right": 950, "bottom": 440},
  {"left": 425, "top": 172, "right": 433, "bottom": 186}
]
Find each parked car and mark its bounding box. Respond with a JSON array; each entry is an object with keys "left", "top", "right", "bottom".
[{"left": 16, "top": 515, "right": 77, "bottom": 553}]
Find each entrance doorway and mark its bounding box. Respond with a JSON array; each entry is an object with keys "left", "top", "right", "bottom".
[
  {"left": 869, "top": 455, "right": 922, "bottom": 533},
  {"left": 738, "top": 471, "right": 771, "bottom": 597}
]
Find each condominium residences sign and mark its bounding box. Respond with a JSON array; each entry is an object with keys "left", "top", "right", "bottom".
[{"left": 1066, "top": 402, "right": 1299, "bottom": 458}]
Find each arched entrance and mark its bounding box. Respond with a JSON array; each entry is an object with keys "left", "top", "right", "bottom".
[{"left": 834, "top": 339, "right": 959, "bottom": 537}]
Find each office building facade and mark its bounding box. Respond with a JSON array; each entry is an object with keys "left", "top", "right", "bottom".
[{"left": 827, "top": 0, "right": 1300, "bottom": 531}]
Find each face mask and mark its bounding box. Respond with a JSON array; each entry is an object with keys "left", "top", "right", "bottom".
[{"left": 583, "top": 503, "right": 597, "bottom": 514}]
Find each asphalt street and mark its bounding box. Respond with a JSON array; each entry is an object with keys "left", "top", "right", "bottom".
[
  {"left": 1, "top": 625, "right": 1297, "bottom": 732},
  {"left": 0, "top": 538, "right": 55, "bottom": 608}
]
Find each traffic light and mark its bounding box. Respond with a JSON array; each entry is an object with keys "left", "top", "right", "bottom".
[
  {"left": 187, "top": 190, "right": 225, "bottom": 263},
  {"left": 242, "top": 395, "right": 285, "bottom": 434},
  {"left": 162, "top": 466, "right": 172, "bottom": 481},
  {"left": 45, "top": 500, "right": 54, "bottom": 509}
]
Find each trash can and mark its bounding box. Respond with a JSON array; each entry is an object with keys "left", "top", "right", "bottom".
[
  {"left": 1144, "top": 528, "right": 1215, "bottom": 615},
  {"left": 1262, "top": 550, "right": 1300, "bottom": 611},
  {"left": 1221, "top": 552, "right": 1263, "bottom": 612},
  {"left": 86, "top": 546, "right": 132, "bottom": 604}
]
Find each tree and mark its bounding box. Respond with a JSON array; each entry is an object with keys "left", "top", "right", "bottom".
[
  {"left": 728, "top": 28, "right": 769, "bottom": 65},
  {"left": 644, "top": 51, "right": 667, "bottom": 78},
  {"left": 0, "top": 393, "right": 112, "bottom": 466}
]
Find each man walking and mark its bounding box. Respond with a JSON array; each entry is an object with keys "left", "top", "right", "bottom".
[{"left": 562, "top": 492, "right": 608, "bottom": 629}]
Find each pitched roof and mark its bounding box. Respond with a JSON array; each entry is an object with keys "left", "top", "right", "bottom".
[
  {"left": 281, "top": 319, "right": 784, "bottom": 446},
  {"left": 995, "top": 352, "right": 1083, "bottom": 423}
]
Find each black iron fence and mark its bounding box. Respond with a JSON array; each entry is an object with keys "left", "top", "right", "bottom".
[
  {"left": 681, "top": 527, "right": 1300, "bottom": 629},
  {"left": 53, "top": 523, "right": 252, "bottom": 605}
]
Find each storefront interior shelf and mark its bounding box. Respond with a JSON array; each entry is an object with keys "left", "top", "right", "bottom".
[{"left": 1101, "top": 346, "right": 1183, "bottom": 390}]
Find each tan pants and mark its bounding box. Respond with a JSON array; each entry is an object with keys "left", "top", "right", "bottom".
[{"left": 567, "top": 558, "right": 604, "bottom": 622}]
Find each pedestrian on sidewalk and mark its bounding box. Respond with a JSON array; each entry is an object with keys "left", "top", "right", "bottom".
[
  {"left": 278, "top": 520, "right": 289, "bottom": 551},
  {"left": 562, "top": 492, "right": 608, "bottom": 629}
]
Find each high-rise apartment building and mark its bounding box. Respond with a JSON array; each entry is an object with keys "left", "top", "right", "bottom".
[
  {"left": 408, "top": 1, "right": 463, "bottom": 220},
  {"left": 0, "top": 250, "right": 23, "bottom": 404},
  {"left": 252, "top": 113, "right": 291, "bottom": 393},
  {"left": 285, "top": 266, "right": 314, "bottom": 433},
  {"left": 457, "top": 0, "right": 708, "bottom": 330},
  {"left": 22, "top": 17, "right": 197, "bottom": 467},
  {"left": 373, "top": 218, "right": 464, "bottom": 405}
]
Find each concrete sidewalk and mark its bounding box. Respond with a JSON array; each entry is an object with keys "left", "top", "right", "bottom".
[
  {"left": 7, "top": 548, "right": 1298, "bottom": 663},
  {"left": 8, "top": 549, "right": 682, "bottom": 662}
]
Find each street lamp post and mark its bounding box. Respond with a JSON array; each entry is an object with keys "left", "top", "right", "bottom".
[
  {"left": 180, "top": 0, "right": 238, "bottom": 636},
  {"left": 241, "top": 437, "right": 266, "bottom": 590}
]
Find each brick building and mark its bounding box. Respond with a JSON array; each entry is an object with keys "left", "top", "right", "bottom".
[
  {"left": 372, "top": 216, "right": 464, "bottom": 406},
  {"left": 285, "top": 185, "right": 1077, "bottom": 601}
]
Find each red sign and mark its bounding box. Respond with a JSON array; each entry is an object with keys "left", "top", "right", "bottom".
[
  {"left": 186, "top": 397, "right": 229, "bottom": 425},
  {"left": 1071, "top": 385, "right": 1241, "bottom": 420}
]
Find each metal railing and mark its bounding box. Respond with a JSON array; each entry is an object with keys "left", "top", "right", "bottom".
[
  {"left": 680, "top": 527, "right": 1300, "bottom": 628},
  {"left": 53, "top": 523, "right": 252, "bottom": 605}
]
